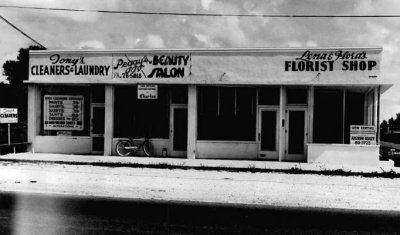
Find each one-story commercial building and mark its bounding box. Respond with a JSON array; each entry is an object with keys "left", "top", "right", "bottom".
[{"left": 26, "top": 47, "right": 391, "bottom": 166}]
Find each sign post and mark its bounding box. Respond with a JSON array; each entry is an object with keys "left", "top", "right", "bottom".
[
  {"left": 8, "top": 123, "right": 10, "bottom": 146},
  {"left": 0, "top": 108, "right": 18, "bottom": 147}
]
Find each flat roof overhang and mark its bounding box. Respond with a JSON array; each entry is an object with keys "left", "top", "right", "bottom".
[
  {"left": 29, "top": 47, "right": 383, "bottom": 55},
  {"left": 27, "top": 47, "right": 390, "bottom": 91}
]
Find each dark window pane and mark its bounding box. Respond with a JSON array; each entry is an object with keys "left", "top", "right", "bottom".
[
  {"left": 92, "top": 107, "right": 104, "bottom": 135},
  {"left": 287, "top": 88, "right": 308, "bottom": 105},
  {"left": 261, "top": 110, "right": 277, "bottom": 151},
  {"left": 114, "top": 86, "right": 169, "bottom": 138},
  {"left": 92, "top": 85, "right": 105, "bottom": 103},
  {"left": 198, "top": 87, "right": 218, "bottom": 116},
  {"left": 344, "top": 92, "right": 365, "bottom": 144},
  {"left": 288, "top": 110, "right": 305, "bottom": 154},
  {"left": 219, "top": 87, "right": 235, "bottom": 116},
  {"left": 171, "top": 86, "right": 188, "bottom": 104},
  {"left": 313, "top": 89, "right": 343, "bottom": 143},
  {"left": 198, "top": 86, "right": 256, "bottom": 141},
  {"left": 173, "top": 108, "right": 188, "bottom": 151},
  {"left": 237, "top": 88, "right": 255, "bottom": 116},
  {"left": 258, "top": 87, "right": 280, "bottom": 105},
  {"left": 92, "top": 137, "right": 104, "bottom": 151}
]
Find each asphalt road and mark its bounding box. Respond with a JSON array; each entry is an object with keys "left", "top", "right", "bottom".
[{"left": 1, "top": 192, "right": 400, "bottom": 235}]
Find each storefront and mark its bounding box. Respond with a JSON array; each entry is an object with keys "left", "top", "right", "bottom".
[{"left": 26, "top": 48, "right": 391, "bottom": 166}]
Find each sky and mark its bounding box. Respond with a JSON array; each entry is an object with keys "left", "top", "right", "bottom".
[{"left": 0, "top": 0, "right": 399, "bottom": 121}]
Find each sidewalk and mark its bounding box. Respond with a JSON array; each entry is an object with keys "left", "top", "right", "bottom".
[
  {"left": 0, "top": 152, "right": 399, "bottom": 176},
  {"left": 1, "top": 155, "right": 400, "bottom": 212}
]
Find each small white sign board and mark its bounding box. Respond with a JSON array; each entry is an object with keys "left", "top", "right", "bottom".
[
  {"left": 137, "top": 84, "right": 158, "bottom": 99},
  {"left": 0, "top": 108, "right": 18, "bottom": 123},
  {"left": 350, "top": 125, "right": 376, "bottom": 145}
]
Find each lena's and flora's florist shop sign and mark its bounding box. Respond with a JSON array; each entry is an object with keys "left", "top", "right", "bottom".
[
  {"left": 284, "top": 50, "right": 377, "bottom": 72},
  {"left": 28, "top": 48, "right": 382, "bottom": 85},
  {"left": 43, "top": 95, "right": 84, "bottom": 131}
]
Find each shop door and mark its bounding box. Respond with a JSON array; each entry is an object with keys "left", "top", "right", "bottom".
[
  {"left": 258, "top": 108, "right": 279, "bottom": 160},
  {"left": 91, "top": 105, "right": 105, "bottom": 154},
  {"left": 285, "top": 108, "right": 307, "bottom": 162},
  {"left": 170, "top": 106, "right": 187, "bottom": 157}
]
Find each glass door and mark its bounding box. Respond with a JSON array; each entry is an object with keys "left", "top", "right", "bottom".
[
  {"left": 285, "top": 108, "right": 307, "bottom": 161},
  {"left": 258, "top": 108, "right": 279, "bottom": 160},
  {"left": 170, "top": 105, "right": 187, "bottom": 157},
  {"left": 91, "top": 105, "right": 105, "bottom": 154}
]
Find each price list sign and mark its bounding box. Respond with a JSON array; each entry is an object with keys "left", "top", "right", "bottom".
[{"left": 44, "top": 95, "right": 84, "bottom": 130}]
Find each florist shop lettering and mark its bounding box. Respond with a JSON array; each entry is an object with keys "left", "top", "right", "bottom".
[{"left": 285, "top": 50, "right": 378, "bottom": 72}]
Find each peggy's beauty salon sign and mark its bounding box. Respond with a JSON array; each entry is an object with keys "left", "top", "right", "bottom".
[{"left": 112, "top": 54, "right": 190, "bottom": 79}]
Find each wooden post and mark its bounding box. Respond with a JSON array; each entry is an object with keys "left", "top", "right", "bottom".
[{"left": 7, "top": 123, "right": 10, "bottom": 146}]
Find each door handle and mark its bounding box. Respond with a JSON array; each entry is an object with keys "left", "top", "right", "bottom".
[{"left": 258, "top": 133, "right": 261, "bottom": 141}]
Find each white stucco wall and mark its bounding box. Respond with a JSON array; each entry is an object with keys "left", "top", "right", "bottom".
[
  {"left": 307, "top": 144, "right": 379, "bottom": 167},
  {"left": 196, "top": 141, "right": 258, "bottom": 160},
  {"left": 34, "top": 136, "right": 92, "bottom": 154}
]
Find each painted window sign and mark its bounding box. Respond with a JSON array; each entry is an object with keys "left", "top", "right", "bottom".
[
  {"left": 113, "top": 54, "right": 191, "bottom": 79},
  {"left": 0, "top": 108, "right": 18, "bottom": 123},
  {"left": 30, "top": 54, "right": 111, "bottom": 76},
  {"left": 44, "top": 95, "right": 84, "bottom": 130},
  {"left": 137, "top": 84, "right": 158, "bottom": 99},
  {"left": 284, "top": 50, "right": 378, "bottom": 72},
  {"left": 350, "top": 125, "right": 376, "bottom": 145}
]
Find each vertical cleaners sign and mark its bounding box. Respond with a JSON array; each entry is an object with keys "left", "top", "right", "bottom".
[{"left": 0, "top": 108, "right": 18, "bottom": 123}]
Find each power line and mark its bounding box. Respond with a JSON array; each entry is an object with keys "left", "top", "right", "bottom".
[
  {"left": 0, "top": 5, "right": 400, "bottom": 18},
  {"left": 0, "top": 14, "right": 46, "bottom": 48}
]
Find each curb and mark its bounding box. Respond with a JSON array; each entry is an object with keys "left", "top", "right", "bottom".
[{"left": 2, "top": 158, "right": 400, "bottom": 179}]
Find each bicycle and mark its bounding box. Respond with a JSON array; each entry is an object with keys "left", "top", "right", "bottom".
[{"left": 116, "top": 138, "right": 154, "bottom": 157}]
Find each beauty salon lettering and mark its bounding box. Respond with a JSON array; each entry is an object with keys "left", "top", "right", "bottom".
[
  {"left": 113, "top": 54, "right": 190, "bottom": 79},
  {"left": 284, "top": 50, "right": 378, "bottom": 72},
  {"left": 30, "top": 54, "right": 111, "bottom": 76}
]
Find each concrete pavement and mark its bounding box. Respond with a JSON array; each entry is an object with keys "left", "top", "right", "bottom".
[{"left": 1, "top": 159, "right": 400, "bottom": 212}]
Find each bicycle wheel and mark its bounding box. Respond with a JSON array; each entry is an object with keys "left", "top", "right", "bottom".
[
  {"left": 116, "top": 140, "right": 132, "bottom": 156},
  {"left": 142, "top": 140, "right": 154, "bottom": 157}
]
